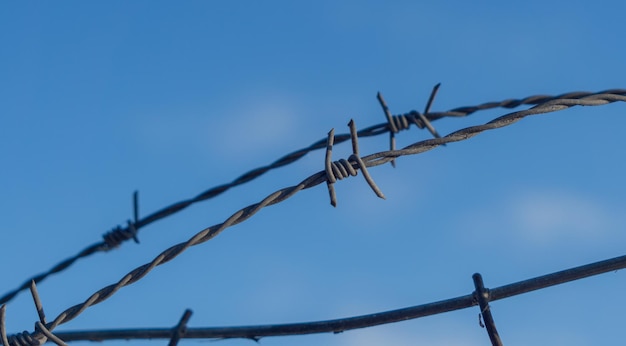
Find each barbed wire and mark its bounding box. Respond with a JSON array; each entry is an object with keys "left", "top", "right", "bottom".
[
  {"left": 3, "top": 88, "right": 624, "bottom": 306},
  {"left": 1, "top": 90, "right": 623, "bottom": 344},
  {"left": 41, "top": 252, "right": 626, "bottom": 343}
]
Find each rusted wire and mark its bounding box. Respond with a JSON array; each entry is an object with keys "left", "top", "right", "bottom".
[
  {"left": 46, "top": 252, "right": 626, "bottom": 343},
  {"left": 1, "top": 91, "right": 621, "bottom": 343},
  {"left": 3, "top": 88, "right": 624, "bottom": 306}
]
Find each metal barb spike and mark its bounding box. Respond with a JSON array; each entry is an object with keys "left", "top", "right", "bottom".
[
  {"left": 347, "top": 119, "right": 386, "bottom": 200},
  {"left": 324, "top": 128, "right": 338, "bottom": 207},
  {"left": 29, "top": 280, "right": 46, "bottom": 325},
  {"left": 418, "top": 83, "right": 444, "bottom": 141},
  {"left": 377, "top": 91, "right": 398, "bottom": 167}
]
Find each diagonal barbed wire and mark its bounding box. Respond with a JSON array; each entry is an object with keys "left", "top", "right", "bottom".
[
  {"left": 2, "top": 90, "right": 624, "bottom": 343},
  {"left": 45, "top": 252, "right": 626, "bottom": 343},
  {"left": 3, "top": 88, "right": 625, "bottom": 306}
]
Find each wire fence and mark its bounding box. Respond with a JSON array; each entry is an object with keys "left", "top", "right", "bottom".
[
  {"left": 1, "top": 88, "right": 625, "bottom": 345},
  {"left": 2, "top": 87, "right": 623, "bottom": 306}
]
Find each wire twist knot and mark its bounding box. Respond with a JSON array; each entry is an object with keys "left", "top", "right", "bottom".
[
  {"left": 4, "top": 330, "right": 44, "bottom": 346},
  {"left": 101, "top": 191, "right": 141, "bottom": 249},
  {"left": 326, "top": 158, "right": 358, "bottom": 183},
  {"left": 388, "top": 112, "right": 417, "bottom": 132},
  {"left": 102, "top": 221, "right": 139, "bottom": 249}
]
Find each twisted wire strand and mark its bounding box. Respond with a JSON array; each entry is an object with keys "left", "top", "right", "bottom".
[
  {"left": 3, "top": 91, "right": 621, "bottom": 342},
  {"left": 6, "top": 89, "right": 615, "bottom": 306},
  {"left": 3, "top": 332, "right": 42, "bottom": 346}
]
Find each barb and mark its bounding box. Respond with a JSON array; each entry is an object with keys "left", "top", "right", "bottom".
[
  {"left": 3, "top": 88, "right": 624, "bottom": 305},
  {"left": 472, "top": 274, "right": 503, "bottom": 346},
  {"left": 1, "top": 282, "right": 67, "bottom": 346},
  {"left": 325, "top": 120, "right": 385, "bottom": 207},
  {"left": 29, "top": 281, "right": 67, "bottom": 346},
  {"left": 48, "top": 252, "right": 626, "bottom": 342},
  {"left": 377, "top": 84, "right": 442, "bottom": 167},
  {"left": 2, "top": 91, "right": 621, "bottom": 341}
]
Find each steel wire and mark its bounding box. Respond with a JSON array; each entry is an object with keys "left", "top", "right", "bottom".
[
  {"left": 6, "top": 89, "right": 620, "bottom": 306},
  {"left": 47, "top": 252, "right": 626, "bottom": 342},
  {"left": 3, "top": 91, "right": 623, "bottom": 343}
]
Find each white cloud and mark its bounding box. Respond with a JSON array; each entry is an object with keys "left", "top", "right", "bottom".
[
  {"left": 509, "top": 189, "right": 614, "bottom": 245},
  {"left": 207, "top": 91, "right": 300, "bottom": 158},
  {"left": 132, "top": 89, "right": 302, "bottom": 165},
  {"left": 455, "top": 187, "right": 621, "bottom": 248}
]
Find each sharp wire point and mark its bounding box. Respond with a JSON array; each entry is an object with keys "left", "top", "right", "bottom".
[
  {"left": 29, "top": 280, "right": 46, "bottom": 324},
  {"left": 424, "top": 83, "right": 442, "bottom": 115},
  {"left": 377, "top": 91, "right": 397, "bottom": 133},
  {"left": 348, "top": 119, "right": 386, "bottom": 200},
  {"left": 377, "top": 91, "right": 398, "bottom": 167},
  {"left": 348, "top": 119, "right": 359, "bottom": 154},
  {"left": 418, "top": 83, "right": 444, "bottom": 143},
  {"left": 325, "top": 128, "right": 338, "bottom": 207},
  {"left": 133, "top": 190, "right": 139, "bottom": 224},
  {"left": 131, "top": 191, "right": 140, "bottom": 244}
]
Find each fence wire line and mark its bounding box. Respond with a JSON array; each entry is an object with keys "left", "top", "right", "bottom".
[
  {"left": 46, "top": 252, "right": 626, "bottom": 342},
  {"left": 2, "top": 90, "right": 624, "bottom": 344},
  {"left": 4, "top": 89, "right": 618, "bottom": 306}
]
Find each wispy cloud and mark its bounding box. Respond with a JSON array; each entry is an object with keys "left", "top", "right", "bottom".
[
  {"left": 457, "top": 187, "right": 620, "bottom": 247},
  {"left": 207, "top": 90, "right": 300, "bottom": 159},
  {"left": 509, "top": 189, "right": 615, "bottom": 245},
  {"left": 133, "top": 89, "right": 301, "bottom": 164}
]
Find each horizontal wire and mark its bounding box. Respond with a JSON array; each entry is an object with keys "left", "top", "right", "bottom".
[
  {"left": 5, "top": 89, "right": 616, "bottom": 305},
  {"left": 49, "top": 252, "right": 626, "bottom": 342},
  {"left": 3, "top": 91, "right": 621, "bottom": 342}
]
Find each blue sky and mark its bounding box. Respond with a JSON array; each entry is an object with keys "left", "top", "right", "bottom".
[{"left": 1, "top": 1, "right": 626, "bottom": 345}]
